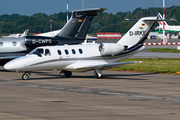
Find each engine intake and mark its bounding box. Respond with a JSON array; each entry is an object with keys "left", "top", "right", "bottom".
[{"left": 99, "top": 43, "right": 127, "bottom": 56}]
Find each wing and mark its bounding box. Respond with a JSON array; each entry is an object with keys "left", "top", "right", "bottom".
[
  {"left": 0, "top": 56, "right": 20, "bottom": 60},
  {"left": 75, "top": 61, "right": 143, "bottom": 71}
]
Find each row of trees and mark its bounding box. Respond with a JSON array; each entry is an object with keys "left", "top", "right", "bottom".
[{"left": 1, "top": 5, "right": 180, "bottom": 35}]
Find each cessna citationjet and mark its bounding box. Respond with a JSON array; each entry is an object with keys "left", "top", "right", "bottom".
[
  {"left": 0, "top": 8, "right": 105, "bottom": 65},
  {"left": 5, "top": 15, "right": 164, "bottom": 80}
]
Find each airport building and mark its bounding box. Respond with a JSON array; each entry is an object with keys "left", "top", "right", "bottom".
[{"left": 148, "top": 31, "right": 180, "bottom": 39}]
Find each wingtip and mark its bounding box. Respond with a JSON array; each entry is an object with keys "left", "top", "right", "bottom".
[
  {"left": 99, "top": 8, "right": 107, "bottom": 11},
  {"left": 135, "top": 61, "right": 143, "bottom": 63}
]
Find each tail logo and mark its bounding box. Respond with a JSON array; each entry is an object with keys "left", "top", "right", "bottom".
[{"left": 78, "top": 19, "right": 83, "bottom": 22}]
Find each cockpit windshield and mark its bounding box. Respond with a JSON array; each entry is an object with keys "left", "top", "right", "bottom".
[{"left": 28, "top": 48, "right": 44, "bottom": 57}]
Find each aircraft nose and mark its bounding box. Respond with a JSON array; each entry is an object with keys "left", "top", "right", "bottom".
[{"left": 4, "top": 61, "right": 17, "bottom": 71}]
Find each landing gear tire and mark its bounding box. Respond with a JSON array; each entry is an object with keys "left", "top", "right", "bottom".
[
  {"left": 94, "top": 70, "right": 103, "bottom": 79},
  {"left": 22, "top": 73, "right": 29, "bottom": 80},
  {"left": 95, "top": 73, "right": 103, "bottom": 79},
  {"left": 64, "top": 71, "right": 72, "bottom": 78}
]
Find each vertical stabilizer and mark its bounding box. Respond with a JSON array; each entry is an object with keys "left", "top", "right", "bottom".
[
  {"left": 55, "top": 8, "right": 106, "bottom": 40},
  {"left": 22, "top": 29, "right": 29, "bottom": 36},
  {"left": 75, "top": 16, "right": 93, "bottom": 39},
  {"left": 117, "top": 17, "right": 157, "bottom": 48}
]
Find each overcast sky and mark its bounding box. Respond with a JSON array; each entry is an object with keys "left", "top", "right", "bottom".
[{"left": 0, "top": 0, "right": 179, "bottom": 15}]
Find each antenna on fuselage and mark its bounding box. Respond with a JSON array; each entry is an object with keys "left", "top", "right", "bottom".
[
  {"left": 82, "top": 0, "right": 84, "bottom": 9},
  {"left": 67, "top": 0, "right": 69, "bottom": 22}
]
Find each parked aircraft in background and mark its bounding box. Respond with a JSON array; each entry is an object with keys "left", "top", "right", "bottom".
[
  {"left": 155, "top": 13, "right": 179, "bottom": 31},
  {"left": 35, "top": 31, "right": 98, "bottom": 40},
  {"left": 33, "top": 29, "right": 61, "bottom": 37},
  {"left": 5, "top": 15, "right": 163, "bottom": 80},
  {"left": 0, "top": 8, "right": 105, "bottom": 65},
  {"left": 2, "top": 29, "right": 29, "bottom": 38}
]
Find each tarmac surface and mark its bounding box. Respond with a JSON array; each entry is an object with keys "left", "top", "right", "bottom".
[
  {"left": 0, "top": 66, "right": 180, "bottom": 120},
  {"left": 132, "top": 51, "right": 180, "bottom": 58},
  {"left": 136, "top": 39, "right": 180, "bottom": 58},
  {"left": 1, "top": 39, "right": 180, "bottom": 120}
]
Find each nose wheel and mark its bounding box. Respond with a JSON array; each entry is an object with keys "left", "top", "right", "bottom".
[{"left": 22, "top": 72, "right": 31, "bottom": 80}]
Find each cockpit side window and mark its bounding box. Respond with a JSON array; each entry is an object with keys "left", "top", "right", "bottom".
[
  {"left": 12, "top": 41, "right": 17, "bottom": 46},
  {"left": 0, "top": 42, "right": 3, "bottom": 47},
  {"left": 79, "top": 49, "right": 83, "bottom": 54},
  {"left": 72, "top": 49, "right": 76, "bottom": 54},
  {"left": 57, "top": 50, "right": 61, "bottom": 55},
  {"left": 28, "top": 48, "right": 44, "bottom": 57},
  {"left": 65, "top": 49, "right": 69, "bottom": 55},
  {"left": 45, "top": 49, "right": 51, "bottom": 56}
]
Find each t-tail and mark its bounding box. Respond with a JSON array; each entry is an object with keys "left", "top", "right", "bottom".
[
  {"left": 55, "top": 8, "right": 106, "bottom": 40},
  {"left": 156, "top": 13, "right": 169, "bottom": 30},
  {"left": 117, "top": 16, "right": 158, "bottom": 48},
  {"left": 22, "top": 29, "right": 29, "bottom": 36}
]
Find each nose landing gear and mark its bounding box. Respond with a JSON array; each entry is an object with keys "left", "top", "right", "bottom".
[{"left": 22, "top": 72, "right": 31, "bottom": 80}]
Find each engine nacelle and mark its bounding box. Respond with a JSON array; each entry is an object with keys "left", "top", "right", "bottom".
[{"left": 99, "top": 43, "right": 127, "bottom": 56}]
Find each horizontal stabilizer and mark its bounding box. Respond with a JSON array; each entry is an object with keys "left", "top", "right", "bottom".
[
  {"left": 144, "top": 19, "right": 176, "bottom": 21},
  {"left": 75, "top": 8, "right": 106, "bottom": 16},
  {"left": 125, "top": 18, "right": 176, "bottom": 21}
]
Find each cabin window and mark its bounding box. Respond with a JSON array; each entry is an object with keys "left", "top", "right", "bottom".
[
  {"left": 79, "top": 49, "right": 83, "bottom": 54},
  {"left": 0, "top": 42, "right": 3, "bottom": 47},
  {"left": 12, "top": 41, "right": 17, "bottom": 46},
  {"left": 57, "top": 50, "right": 61, "bottom": 55},
  {"left": 65, "top": 49, "right": 69, "bottom": 55},
  {"left": 45, "top": 49, "right": 51, "bottom": 56},
  {"left": 72, "top": 49, "right": 76, "bottom": 54},
  {"left": 28, "top": 48, "right": 44, "bottom": 57}
]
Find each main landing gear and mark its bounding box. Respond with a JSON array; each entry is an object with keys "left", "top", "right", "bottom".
[
  {"left": 22, "top": 72, "right": 31, "bottom": 80},
  {"left": 94, "top": 70, "right": 103, "bottom": 78},
  {"left": 21, "top": 70, "right": 102, "bottom": 80},
  {"left": 60, "top": 70, "right": 72, "bottom": 78}
]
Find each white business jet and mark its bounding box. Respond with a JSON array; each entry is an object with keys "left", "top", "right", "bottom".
[
  {"left": 4, "top": 15, "right": 161, "bottom": 80},
  {"left": 2, "top": 29, "right": 29, "bottom": 38}
]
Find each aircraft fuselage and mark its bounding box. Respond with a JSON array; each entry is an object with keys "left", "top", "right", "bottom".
[{"left": 4, "top": 42, "right": 144, "bottom": 72}]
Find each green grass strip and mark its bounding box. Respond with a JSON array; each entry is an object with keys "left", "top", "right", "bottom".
[{"left": 110, "top": 58, "right": 180, "bottom": 74}]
